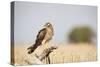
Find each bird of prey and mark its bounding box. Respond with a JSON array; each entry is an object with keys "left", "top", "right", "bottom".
[{"left": 27, "top": 22, "right": 54, "bottom": 54}]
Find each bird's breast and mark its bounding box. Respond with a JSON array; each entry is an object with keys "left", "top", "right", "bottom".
[{"left": 44, "top": 29, "right": 53, "bottom": 41}]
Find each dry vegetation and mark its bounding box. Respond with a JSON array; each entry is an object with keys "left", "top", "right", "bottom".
[{"left": 13, "top": 43, "right": 97, "bottom": 65}]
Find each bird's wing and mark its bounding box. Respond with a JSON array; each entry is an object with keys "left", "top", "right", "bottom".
[
  {"left": 35, "top": 28, "right": 47, "bottom": 44},
  {"left": 27, "top": 28, "right": 47, "bottom": 54}
]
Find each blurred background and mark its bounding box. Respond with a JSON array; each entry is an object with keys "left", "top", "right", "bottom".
[
  {"left": 68, "top": 26, "right": 96, "bottom": 43},
  {"left": 14, "top": 1, "right": 97, "bottom": 45}
]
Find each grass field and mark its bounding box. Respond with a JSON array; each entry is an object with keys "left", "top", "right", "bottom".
[{"left": 13, "top": 43, "right": 97, "bottom": 65}]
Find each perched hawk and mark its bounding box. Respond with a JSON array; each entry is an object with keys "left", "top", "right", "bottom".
[{"left": 27, "top": 22, "right": 54, "bottom": 54}]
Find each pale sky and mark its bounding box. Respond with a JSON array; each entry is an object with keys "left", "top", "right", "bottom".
[{"left": 14, "top": 1, "right": 97, "bottom": 44}]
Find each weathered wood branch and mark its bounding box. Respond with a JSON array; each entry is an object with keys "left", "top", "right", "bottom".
[
  {"left": 25, "top": 46, "right": 57, "bottom": 64},
  {"left": 34, "top": 46, "right": 57, "bottom": 64}
]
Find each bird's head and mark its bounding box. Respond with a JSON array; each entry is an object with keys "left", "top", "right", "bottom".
[
  {"left": 43, "top": 22, "right": 54, "bottom": 35},
  {"left": 43, "top": 22, "right": 52, "bottom": 28}
]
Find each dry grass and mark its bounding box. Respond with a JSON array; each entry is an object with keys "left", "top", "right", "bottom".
[{"left": 13, "top": 43, "right": 97, "bottom": 65}]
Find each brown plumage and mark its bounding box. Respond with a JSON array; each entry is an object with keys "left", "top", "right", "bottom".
[{"left": 27, "top": 22, "right": 54, "bottom": 54}]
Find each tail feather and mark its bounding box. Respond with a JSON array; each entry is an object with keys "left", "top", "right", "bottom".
[
  {"left": 27, "top": 42, "right": 41, "bottom": 54},
  {"left": 27, "top": 44, "right": 37, "bottom": 54}
]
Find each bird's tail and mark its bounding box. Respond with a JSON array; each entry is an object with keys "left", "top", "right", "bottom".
[{"left": 27, "top": 44, "right": 39, "bottom": 54}]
